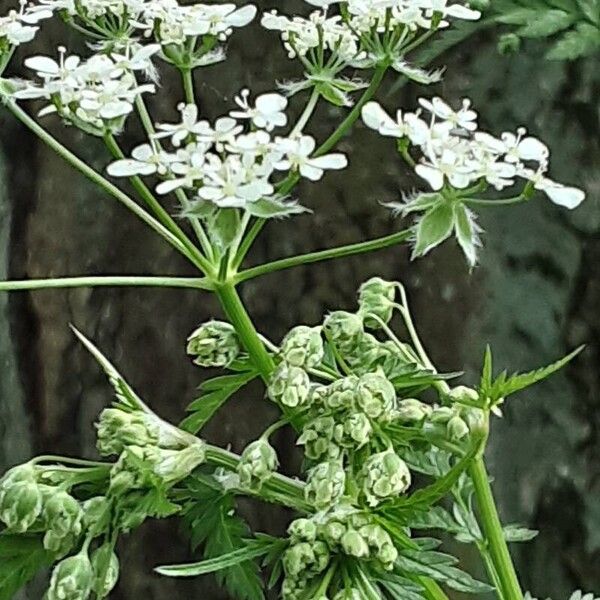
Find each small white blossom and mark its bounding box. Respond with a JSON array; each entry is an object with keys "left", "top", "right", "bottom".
[{"left": 230, "top": 89, "right": 288, "bottom": 131}]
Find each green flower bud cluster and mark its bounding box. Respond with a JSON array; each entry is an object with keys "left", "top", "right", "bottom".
[
  {"left": 283, "top": 508, "right": 398, "bottom": 598},
  {"left": 357, "top": 277, "right": 397, "bottom": 329},
  {"left": 0, "top": 463, "right": 85, "bottom": 555},
  {"left": 304, "top": 461, "right": 346, "bottom": 510},
  {"left": 237, "top": 438, "right": 279, "bottom": 491},
  {"left": 187, "top": 320, "right": 241, "bottom": 367},
  {"left": 46, "top": 543, "right": 120, "bottom": 600},
  {"left": 268, "top": 362, "right": 311, "bottom": 408},
  {"left": 323, "top": 311, "right": 364, "bottom": 354},
  {"left": 280, "top": 325, "right": 325, "bottom": 369},
  {"left": 96, "top": 405, "right": 206, "bottom": 489},
  {"left": 359, "top": 449, "right": 411, "bottom": 507},
  {"left": 425, "top": 401, "right": 485, "bottom": 442},
  {"left": 297, "top": 371, "right": 396, "bottom": 462}
]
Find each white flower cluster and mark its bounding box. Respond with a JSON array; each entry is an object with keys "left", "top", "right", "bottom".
[
  {"left": 0, "top": 1, "right": 52, "bottom": 49},
  {"left": 362, "top": 97, "right": 586, "bottom": 209},
  {"left": 262, "top": 0, "right": 480, "bottom": 64},
  {"left": 11, "top": 45, "right": 158, "bottom": 134},
  {"left": 38, "top": 0, "right": 257, "bottom": 47},
  {"left": 525, "top": 592, "right": 600, "bottom": 600},
  {"left": 107, "top": 91, "right": 347, "bottom": 210}
]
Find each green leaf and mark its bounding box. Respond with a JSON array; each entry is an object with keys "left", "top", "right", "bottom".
[
  {"left": 412, "top": 201, "right": 455, "bottom": 259},
  {"left": 481, "top": 346, "right": 584, "bottom": 403},
  {"left": 577, "top": 0, "right": 600, "bottom": 24},
  {"left": 453, "top": 203, "right": 480, "bottom": 268},
  {"left": 206, "top": 208, "right": 241, "bottom": 254},
  {"left": 0, "top": 534, "right": 54, "bottom": 600},
  {"left": 180, "top": 369, "right": 258, "bottom": 434},
  {"left": 396, "top": 549, "right": 494, "bottom": 594},
  {"left": 156, "top": 541, "right": 273, "bottom": 577},
  {"left": 392, "top": 60, "right": 444, "bottom": 84},
  {"left": 517, "top": 9, "right": 576, "bottom": 36},
  {"left": 385, "top": 193, "right": 443, "bottom": 216},
  {"left": 547, "top": 22, "right": 600, "bottom": 58},
  {"left": 245, "top": 197, "right": 308, "bottom": 219},
  {"left": 180, "top": 478, "right": 265, "bottom": 600},
  {"left": 317, "top": 82, "right": 351, "bottom": 107},
  {"left": 503, "top": 524, "right": 539, "bottom": 542},
  {"left": 376, "top": 572, "right": 428, "bottom": 600}
]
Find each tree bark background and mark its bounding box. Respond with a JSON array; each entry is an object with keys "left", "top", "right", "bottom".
[{"left": 0, "top": 7, "right": 599, "bottom": 599}]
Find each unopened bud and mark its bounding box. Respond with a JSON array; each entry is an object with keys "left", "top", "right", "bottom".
[
  {"left": 42, "top": 491, "right": 83, "bottom": 542},
  {"left": 47, "top": 549, "right": 94, "bottom": 600},
  {"left": 0, "top": 480, "right": 43, "bottom": 532},
  {"left": 187, "top": 320, "right": 240, "bottom": 368},
  {"left": 356, "top": 372, "right": 395, "bottom": 419},
  {"left": 96, "top": 408, "right": 157, "bottom": 457},
  {"left": 153, "top": 443, "right": 207, "bottom": 483},
  {"left": 268, "top": 363, "right": 311, "bottom": 408},
  {"left": 341, "top": 412, "right": 372, "bottom": 447},
  {"left": 305, "top": 461, "right": 345, "bottom": 510},
  {"left": 287, "top": 518, "right": 317, "bottom": 543},
  {"left": 360, "top": 449, "right": 411, "bottom": 506},
  {"left": 323, "top": 311, "right": 363, "bottom": 353},
  {"left": 358, "top": 277, "right": 396, "bottom": 328},
  {"left": 447, "top": 415, "right": 470, "bottom": 440},
  {"left": 280, "top": 325, "right": 324, "bottom": 369},
  {"left": 82, "top": 496, "right": 110, "bottom": 533},
  {"left": 341, "top": 528, "right": 369, "bottom": 558},
  {"left": 396, "top": 398, "right": 432, "bottom": 422},
  {"left": 448, "top": 385, "right": 480, "bottom": 404},
  {"left": 237, "top": 438, "right": 279, "bottom": 490},
  {"left": 325, "top": 376, "right": 359, "bottom": 411},
  {"left": 91, "top": 544, "right": 120, "bottom": 598},
  {"left": 297, "top": 416, "right": 336, "bottom": 461}
]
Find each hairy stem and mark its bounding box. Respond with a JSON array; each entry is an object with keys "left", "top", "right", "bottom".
[
  {"left": 0, "top": 275, "right": 212, "bottom": 292},
  {"left": 235, "top": 229, "right": 412, "bottom": 283},
  {"left": 469, "top": 457, "right": 523, "bottom": 600}
]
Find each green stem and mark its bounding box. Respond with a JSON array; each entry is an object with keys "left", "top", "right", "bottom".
[
  {"left": 103, "top": 133, "right": 214, "bottom": 275},
  {"left": 0, "top": 275, "right": 212, "bottom": 292},
  {"left": 3, "top": 100, "right": 204, "bottom": 270},
  {"left": 291, "top": 87, "right": 320, "bottom": 136},
  {"left": 235, "top": 229, "right": 412, "bottom": 283},
  {"left": 416, "top": 577, "right": 451, "bottom": 600},
  {"left": 181, "top": 68, "right": 195, "bottom": 105},
  {"left": 214, "top": 281, "right": 275, "bottom": 381},
  {"left": 469, "top": 457, "right": 523, "bottom": 600},
  {"left": 232, "top": 217, "right": 267, "bottom": 269}
]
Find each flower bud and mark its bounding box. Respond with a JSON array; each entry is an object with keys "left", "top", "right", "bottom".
[
  {"left": 340, "top": 528, "right": 369, "bottom": 558},
  {"left": 340, "top": 412, "right": 372, "bottom": 447},
  {"left": 324, "top": 376, "right": 359, "bottom": 412},
  {"left": 447, "top": 415, "right": 470, "bottom": 440},
  {"left": 322, "top": 520, "right": 346, "bottom": 545},
  {"left": 395, "top": 398, "right": 432, "bottom": 422},
  {"left": 0, "top": 480, "right": 43, "bottom": 532},
  {"left": 430, "top": 406, "right": 454, "bottom": 424},
  {"left": 237, "top": 439, "right": 279, "bottom": 490},
  {"left": 305, "top": 462, "right": 345, "bottom": 510},
  {"left": 82, "top": 497, "right": 110, "bottom": 533},
  {"left": 91, "top": 544, "right": 120, "bottom": 598},
  {"left": 153, "top": 443, "right": 207, "bottom": 483},
  {"left": 297, "top": 416, "right": 337, "bottom": 461},
  {"left": 356, "top": 372, "right": 395, "bottom": 419},
  {"left": 280, "top": 325, "right": 324, "bottom": 369},
  {"left": 268, "top": 363, "right": 311, "bottom": 408},
  {"left": 287, "top": 518, "right": 317, "bottom": 543},
  {"left": 360, "top": 449, "right": 411, "bottom": 507},
  {"left": 187, "top": 320, "right": 240, "bottom": 368},
  {"left": 358, "top": 277, "right": 396, "bottom": 328},
  {"left": 323, "top": 311, "right": 364, "bottom": 353},
  {"left": 359, "top": 523, "right": 397, "bottom": 569},
  {"left": 47, "top": 549, "right": 94, "bottom": 600},
  {"left": 42, "top": 491, "right": 83, "bottom": 544},
  {"left": 283, "top": 541, "right": 329, "bottom": 578},
  {"left": 448, "top": 385, "right": 480, "bottom": 404},
  {"left": 0, "top": 463, "right": 37, "bottom": 492},
  {"left": 96, "top": 408, "right": 157, "bottom": 457}
]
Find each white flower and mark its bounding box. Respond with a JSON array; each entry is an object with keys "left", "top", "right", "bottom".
[
  {"left": 501, "top": 128, "right": 549, "bottom": 164},
  {"left": 361, "top": 101, "right": 429, "bottom": 144},
  {"left": 275, "top": 135, "right": 348, "bottom": 181},
  {"left": 520, "top": 167, "right": 586, "bottom": 209},
  {"left": 230, "top": 89, "right": 288, "bottom": 131},
  {"left": 415, "top": 148, "right": 473, "bottom": 191},
  {"left": 419, "top": 96, "right": 478, "bottom": 132},
  {"left": 0, "top": 1, "right": 53, "bottom": 47},
  {"left": 107, "top": 143, "right": 175, "bottom": 177},
  {"left": 195, "top": 116, "right": 244, "bottom": 150},
  {"left": 154, "top": 103, "right": 207, "bottom": 147},
  {"left": 569, "top": 591, "right": 600, "bottom": 600}
]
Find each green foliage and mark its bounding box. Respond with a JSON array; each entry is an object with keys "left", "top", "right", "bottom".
[
  {"left": 494, "top": 0, "right": 600, "bottom": 59},
  {"left": 180, "top": 360, "right": 258, "bottom": 434},
  {"left": 179, "top": 476, "right": 266, "bottom": 600},
  {"left": 0, "top": 534, "right": 54, "bottom": 599}
]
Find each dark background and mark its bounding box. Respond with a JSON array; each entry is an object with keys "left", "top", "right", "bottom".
[{"left": 1, "top": 2, "right": 599, "bottom": 598}]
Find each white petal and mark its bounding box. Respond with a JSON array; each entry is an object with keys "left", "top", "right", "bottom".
[
  {"left": 299, "top": 164, "right": 323, "bottom": 181},
  {"left": 361, "top": 102, "right": 391, "bottom": 131},
  {"left": 107, "top": 160, "right": 155, "bottom": 177},
  {"left": 256, "top": 93, "right": 287, "bottom": 113},
  {"left": 415, "top": 165, "right": 444, "bottom": 191},
  {"left": 24, "top": 56, "right": 58, "bottom": 75},
  {"left": 544, "top": 184, "right": 585, "bottom": 209},
  {"left": 156, "top": 179, "right": 184, "bottom": 195},
  {"left": 518, "top": 137, "right": 549, "bottom": 162},
  {"left": 227, "top": 5, "right": 257, "bottom": 27},
  {"left": 309, "top": 153, "right": 348, "bottom": 171}
]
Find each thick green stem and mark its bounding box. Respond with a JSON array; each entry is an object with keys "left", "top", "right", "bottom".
[
  {"left": 235, "top": 229, "right": 412, "bottom": 283},
  {"left": 469, "top": 457, "right": 523, "bottom": 600},
  {"left": 416, "top": 577, "right": 451, "bottom": 600},
  {"left": 0, "top": 275, "right": 212, "bottom": 292},
  {"left": 214, "top": 282, "right": 275, "bottom": 381}
]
